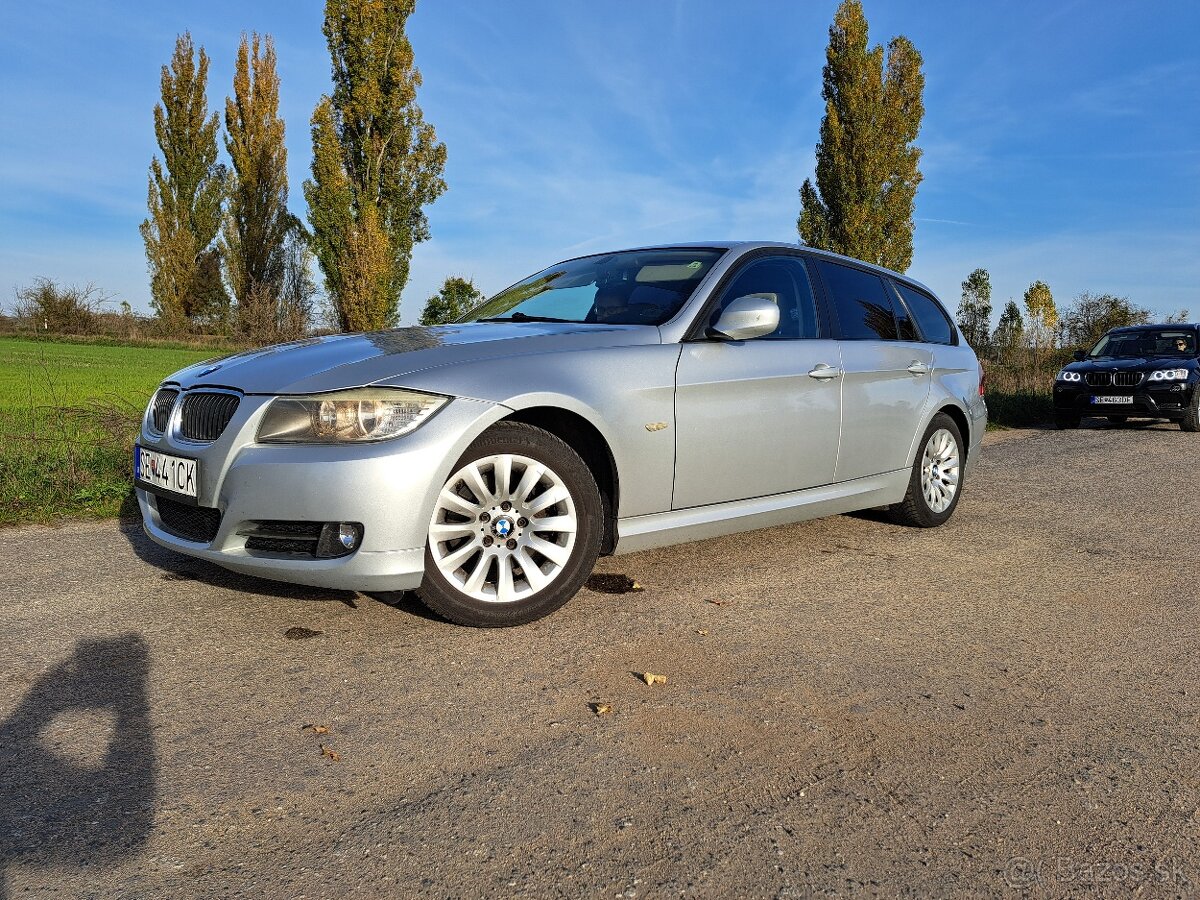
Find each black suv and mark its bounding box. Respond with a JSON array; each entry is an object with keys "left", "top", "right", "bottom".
[{"left": 1053, "top": 324, "right": 1200, "bottom": 431}]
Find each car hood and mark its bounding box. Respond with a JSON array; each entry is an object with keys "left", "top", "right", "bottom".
[
  {"left": 1067, "top": 356, "right": 1197, "bottom": 372},
  {"left": 167, "top": 322, "right": 662, "bottom": 395}
]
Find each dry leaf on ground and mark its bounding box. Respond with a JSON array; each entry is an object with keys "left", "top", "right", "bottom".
[
  {"left": 697, "top": 629, "right": 709, "bottom": 636},
  {"left": 319, "top": 744, "right": 341, "bottom": 762},
  {"left": 300, "top": 724, "right": 329, "bottom": 734},
  {"left": 640, "top": 672, "right": 667, "bottom": 686},
  {"left": 590, "top": 703, "right": 613, "bottom": 716}
]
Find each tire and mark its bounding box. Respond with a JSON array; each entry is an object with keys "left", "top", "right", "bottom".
[
  {"left": 1181, "top": 389, "right": 1200, "bottom": 432},
  {"left": 889, "top": 413, "right": 965, "bottom": 528},
  {"left": 416, "top": 422, "right": 604, "bottom": 627},
  {"left": 1054, "top": 412, "right": 1080, "bottom": 429}
]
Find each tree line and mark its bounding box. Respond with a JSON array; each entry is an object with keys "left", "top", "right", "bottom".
[
  {"left": 955, "top": 267, "right": 1190, "bottom": 360},
  {"left": 12, "top": 0, "right": 1178, "bottom": 345},
  {"left": 139, "top": 1, "right": 478, "bottom": 339},
  {"left": 795, "top": 1, "right": 1188, "bottom": 371},
  {"left": 137, "top": 0, "right": 923, "bottom": 340}
]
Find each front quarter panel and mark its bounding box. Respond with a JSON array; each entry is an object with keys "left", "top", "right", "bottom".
[{"left": 394, "top": 342, "right": 684, "bottom": 518}]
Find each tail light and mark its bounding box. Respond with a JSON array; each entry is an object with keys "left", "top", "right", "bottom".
[{"left": 978, "top": 364, "right": 987, "bottom": 396}]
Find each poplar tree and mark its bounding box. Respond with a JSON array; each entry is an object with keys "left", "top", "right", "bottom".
[
  {"left": 1023, "top": 280, "right": 1058, "bottom": 351},
  {"left": 798, "top": 0, "right": 924, "bottom": 272},
  {"left": 304, "top": 0, "right": 447, "bottom": 332},
  {"left": 419, "top": 276, "right": 484, "bottom": 325},
  {"left": 140, "top": 33, "right": 228, "bottom": 327},
  {"left": 992, "top": 300, "right": 1025, "bottom": 356},
  {"left": 222, "top": 34, "right": 303, "bottom": 334},
  {"left": 956, "top": 268, "right": 993, "bottom": 350}
]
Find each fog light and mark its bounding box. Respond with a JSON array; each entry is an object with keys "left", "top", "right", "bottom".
[{"left": 315, "top": 522, "right": 363, "bottom": 558}]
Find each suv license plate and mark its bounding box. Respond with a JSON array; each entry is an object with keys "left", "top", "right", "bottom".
[
  {"left": 134, "top": 445, "right": 198, "bottom": 499},
  {"left": 1092, "top": 395, "right": 1133, "bottom": 405}
]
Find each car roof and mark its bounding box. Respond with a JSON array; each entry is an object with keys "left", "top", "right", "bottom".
[{"left": 569, "top": 240, "right": 942, "bottom": 300}]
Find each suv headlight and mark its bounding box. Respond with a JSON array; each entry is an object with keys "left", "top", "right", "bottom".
[
  {"left": 1148, "top": 368, "right": 1188, "bottom": 382},
  {"left": 257, "top": 388, "right": 449, "bottom": 443},
  {"left": 1057, "top": 369, "right": 1082, "bottom": 382}
]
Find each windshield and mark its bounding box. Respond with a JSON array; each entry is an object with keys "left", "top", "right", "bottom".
[
  {"left": 1089, "top": 329, "right": 1198, "bottom": 359},
  {"left": 461, "top": 248, "right": 726, "bottom": 326}
]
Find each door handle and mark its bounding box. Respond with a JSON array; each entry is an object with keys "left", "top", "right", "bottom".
[
  {"left": 808, "top": 364, "right": 842, "bottom": 380},
  {"left": 907, "top": 361, "right": 930, "bottom": 376}
]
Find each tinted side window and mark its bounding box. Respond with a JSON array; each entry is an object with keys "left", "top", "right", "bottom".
[
  {"left": 712, "top": 256, "right": 820, "bottom": 339},
  {"left": 894, "top": 282, "right": 955, "bottom": 345},
  {"left": 814, "top": 261, "right": 899, "bottom": 340}
]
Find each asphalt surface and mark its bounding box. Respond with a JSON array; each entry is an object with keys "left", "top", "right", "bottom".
[{"left": 1, "top": 422, "right": 1198, "bottom": 898}]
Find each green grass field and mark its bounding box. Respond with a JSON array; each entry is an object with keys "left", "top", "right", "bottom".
[
  {"left": 0, "top": 337, "right": 219, "bottom": 525},
  {"left": 0, "top": 338, "right": 217, "bottom": 410}
]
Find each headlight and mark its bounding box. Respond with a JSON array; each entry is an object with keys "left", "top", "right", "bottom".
[
  {"left": 1057, "top": 370, "right": 1082, "bottom": 382},
  {"left": 1148, "top": 368, "right": 1189, "bottom": 382},
  {"left": 256, "top": 388, "right": 449, "bottom": 443}
]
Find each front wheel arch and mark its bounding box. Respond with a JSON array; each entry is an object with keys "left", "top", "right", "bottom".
[
  {"left": 416, "top": 420, "right": 605, "bottom": 627},
  {"left": 500, "top": 406, "right": 620, "bottom": 554}
]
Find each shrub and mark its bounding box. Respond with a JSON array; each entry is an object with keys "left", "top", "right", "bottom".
[
  {"left": 983, "top": 346, "right": 1073, "bottom": 428},
  {"left": 12, "top": 278, "right": 112, "bottom": 334}
]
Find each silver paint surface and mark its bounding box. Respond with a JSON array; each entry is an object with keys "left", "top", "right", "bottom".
[{"left": 137, "top": 241, "right": 986, "bottom": 591}]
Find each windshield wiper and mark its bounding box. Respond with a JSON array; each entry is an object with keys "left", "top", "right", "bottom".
[{"left": 476, "top": 312, "right": 581, "bottom": 324}]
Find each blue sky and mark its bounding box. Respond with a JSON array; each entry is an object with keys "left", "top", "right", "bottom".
[{"left": 2, "top": 1, "right": 1198, "bottom": 325}]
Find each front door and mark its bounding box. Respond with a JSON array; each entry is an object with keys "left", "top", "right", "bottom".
[{"left": 673, "top": 255, "right": 842, "bottom": 509}]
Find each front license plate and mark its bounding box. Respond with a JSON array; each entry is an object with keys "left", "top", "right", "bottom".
[
  {"left": 134, "top": 445, "right": 198, "bottom": 499},
  {"left": 1092, "top": 395, "right": 1133, "bottom": 405}
]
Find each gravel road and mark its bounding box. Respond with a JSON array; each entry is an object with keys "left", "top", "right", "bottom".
[{"left": 1, "top": 423, "right": 1197, "bottom": 898}]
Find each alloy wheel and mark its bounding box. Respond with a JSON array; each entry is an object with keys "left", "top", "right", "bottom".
[
  {"left": 920, "top": 428, "right": 960, "bottom": 514},
  {"left": 429, "top": 453, "right": 578, "bottom": 604}
]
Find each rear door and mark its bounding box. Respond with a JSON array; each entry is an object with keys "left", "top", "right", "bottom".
[
  {"left": 811, "top": 258, "right": 933, "bottom": 481},
  {"left": 673, "top": 253, "right": 842, "bottom": 508}
]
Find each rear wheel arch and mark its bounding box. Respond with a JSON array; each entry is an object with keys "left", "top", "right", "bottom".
[
  {"left": 938, "top": 404, "right": 971, "bottom": 456},
  {"left": 908, "top": 402, "right": 971, "bottom": 468}
]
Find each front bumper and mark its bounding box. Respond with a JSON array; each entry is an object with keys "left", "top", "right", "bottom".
[
  {"left": 1053, "top": 381, "right": 1195, "bottom": 419},
  {"left": 137, "top": 395, "right": 508, "bottom": 592}
]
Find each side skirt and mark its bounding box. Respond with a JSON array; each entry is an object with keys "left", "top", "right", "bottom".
[{"left": 614, "top": 469, "right": 909, "bottom": 555}]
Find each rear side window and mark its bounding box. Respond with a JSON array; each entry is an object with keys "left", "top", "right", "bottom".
[
  {"left": 814, "top": 260, "right": 899, "bottom": 340},
  {"left": 893, "top": 282, "right": 956, "bottom": 345},
  {"left": 712, "top": 256, "right": 820, "bottom": 340}
]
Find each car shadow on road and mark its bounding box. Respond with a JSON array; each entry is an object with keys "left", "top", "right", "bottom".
[
  {"left": 117, "top": 521, "right": 444, "bottom": 621},
  {"left": 0, "top": 634, "right": 156, "bottom": 899},
  {"left": 118, "top": 520, "right": 362, "bottom": 605}
]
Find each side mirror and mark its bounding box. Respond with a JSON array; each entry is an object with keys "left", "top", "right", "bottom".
[
  {"left": 1072, "top": 349, "right": 1086, "bottom": 361},
  {"left": 707, "top": 295, "right": 780, "bottom": 341}
]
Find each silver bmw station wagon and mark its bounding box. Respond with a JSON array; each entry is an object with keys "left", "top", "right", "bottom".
[{"left": 135, "top": 242, "right": 986, "bottom": 626}]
